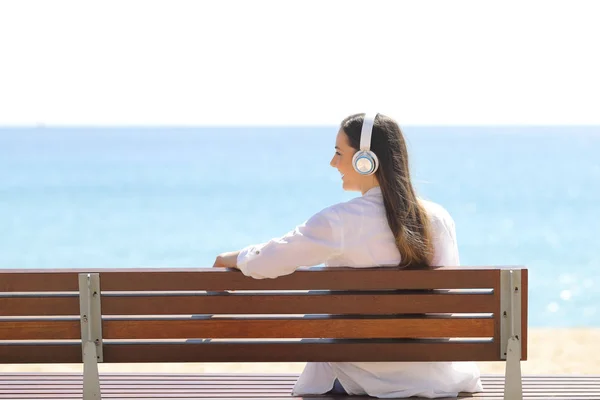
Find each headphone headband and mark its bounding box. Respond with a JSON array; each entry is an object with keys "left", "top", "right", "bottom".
[
  {"left": 360, "top": 113, "right": 378, "bottom": 151},
  {"left": 352, "top": 113, "right": 380, "bottom": 176}
]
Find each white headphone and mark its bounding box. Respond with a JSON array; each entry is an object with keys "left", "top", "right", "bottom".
[{"left": 352, "top": 113, "right": 379, "bottom": 175}]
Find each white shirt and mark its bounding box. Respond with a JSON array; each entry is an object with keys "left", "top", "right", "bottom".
[{"left": 236, "top": 186, "right": 483, "bottom": 398}]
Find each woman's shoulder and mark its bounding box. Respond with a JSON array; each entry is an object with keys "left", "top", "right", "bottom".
[
  {"left": 327, "top": 193, "right": 382, "bottom": 215},
  {"left": 309, "top": 199, "right": 355, "bottom": 221},
  {"left": 309, "top": 194, "right": 380, "bottom": 223},
  {"left": 419, "top": 198, "right": 456, "bottom": 230}
]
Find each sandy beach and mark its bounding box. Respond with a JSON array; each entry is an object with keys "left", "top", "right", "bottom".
[{"left": 1, "top": 328, "right": 598, "bottom": 375}]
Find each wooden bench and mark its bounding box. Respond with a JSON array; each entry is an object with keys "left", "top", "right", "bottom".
[{"left": 0, "top": 266, "right": 594, "bottom": 399}]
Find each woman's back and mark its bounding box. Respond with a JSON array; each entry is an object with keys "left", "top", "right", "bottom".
[
  {"left": 287, "top": 188, "right": 483, "bottom": 398},
  {"left": 321, "top": 186, "right": 459, "bottom": 270}
]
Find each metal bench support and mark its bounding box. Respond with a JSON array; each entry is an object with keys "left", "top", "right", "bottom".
[
  {"left": 501, "top": 269, "right": 523, "bottom": 400},
  {"left": 79, "top": 273, "right": 103, "bottom": 400}
]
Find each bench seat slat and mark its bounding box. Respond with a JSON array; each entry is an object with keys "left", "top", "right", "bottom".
[
  {"left": 0, "top": 268, "right": 506, "bottom": 292},
  {"left": 0, "top": 290, "right": 496, "bottom": 316},
  {"left": 0, "top": 343, "right": 81, "bottom": 363},
  {"left": 1, "top": 315, "right": 494, "bottom": 340},
  {"left": 0, "top": 338, "right": 497, "bottom": 363},
  {"left": 96, "top": 268, "right": 501, "bottom": 291},
  {"left": 100, "top": 340, "right": 500, "bottom": 362},
  {"left": 0, "top": 320, "right": 80, "bottom": 340},
  {"left": 0, "top": 272, "right": 79, "bottom": 292},
  {"left": 0, "top": 296, "right": 79, "bottom": 316},
  {"left": 0, "top": 338, "right": 498, "bottom": 363},
  {"left": 102, "top": 316, "right": 495, "bottom": 339},
  {"left": 101, "top": 292, "right": 496, "bottom": 315}
]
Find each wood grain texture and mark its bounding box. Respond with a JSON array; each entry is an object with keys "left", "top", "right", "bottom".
[
  {"left": 0, "top": 294, "right": 79, "bottom": 316},
  {"left": 0, "top": 342, "right": 81, "bottom": 363},
  {"left": 101, "top": 315, "right": 495, "bottom": 339},
  {"left": 0, "top": 271, "right": 80, "bottom": 292},
  {"left": 100, "top": 291, "right": 496, "bottom": 315},
  {"left": 95, "top": 267, "right": 507, "bottom": 291},
  {"left": 0, "top": 319, "right": 80, "bottom": 340},
  {"left": 102, "top": 339, "right": 499, "bottom": 362},
  {"left": 0, "top": 267, "right": 511, "bottom": 294}
]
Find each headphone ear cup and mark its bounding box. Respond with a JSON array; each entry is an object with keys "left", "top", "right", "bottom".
[
  {"left": 353, "top": 150, "right": 379, "bottom": 175},
  {"left": 370, "top": 151, "right": 379, "bottom": 174}
]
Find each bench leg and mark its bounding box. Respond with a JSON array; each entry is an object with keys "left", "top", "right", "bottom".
[
  {"left": 83, "top": 341, "right": 102, "bottom": 399},
  {"left": 503, "top": 336, "right": 523, "bottom": 400}
]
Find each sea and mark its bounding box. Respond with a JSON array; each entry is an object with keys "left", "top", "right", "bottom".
[{"left": 1, "top": 126, "right": 598, "bottom": 328}]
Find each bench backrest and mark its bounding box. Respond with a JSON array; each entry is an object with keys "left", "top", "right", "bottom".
[{"left": 0, "top": 266, "right": 527, "bottom": 364}]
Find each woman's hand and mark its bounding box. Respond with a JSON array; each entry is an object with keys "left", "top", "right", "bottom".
[{"left": 213, "top": 251, "right": 240, "bottom": 269}]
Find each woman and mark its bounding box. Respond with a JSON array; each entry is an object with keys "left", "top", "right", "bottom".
[{"left": 213, "top": 113, "right": 483, "bottom": 398}]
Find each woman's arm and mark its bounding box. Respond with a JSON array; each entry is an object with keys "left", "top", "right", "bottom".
[{"left": 213, "top": 207, "right": 342, "bottom": 279}]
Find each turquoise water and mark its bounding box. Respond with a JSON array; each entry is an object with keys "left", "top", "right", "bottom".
[{"left": 1, "top": 126, "right": 599, "bottom": 327}]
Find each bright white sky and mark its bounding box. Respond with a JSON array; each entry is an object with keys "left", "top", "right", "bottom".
[{"left": 0, "top": 0, "right": 598, "bottom": 126}]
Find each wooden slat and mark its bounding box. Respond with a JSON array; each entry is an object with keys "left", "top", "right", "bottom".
[
  {"left": 101, "top": 339, "right": 499, "bottom": 362},
  {"left": 97, "top": 267, "right": 503, "bottom": 291},
  {"left": 102, "top": 315, "right": 495, "bottom": 339},
  {"left": 0, "top": 290, "right": 498, "bottom": 316},
  {"left": 0, "top": 294, "right": 79, "bottom": 316},
  {"left": 0, "top": 271, "right": 80, "bottom": 292},
  {"left": 0, "top": 339, "right": 498, "bottom": 363},
  {"left": 0, "top": 267, "right": 512, "bottom": 291},
  {"left": 0, "top": 290, "right": 497, "bottom": 316},
  {"left": 0, "top": 343, "right": 81, "bottom": 363},
  {"left": 0, "top": 319, "right": 80, "bottom": 340},
  {"left": 100, "top": 291, "right": 496, "bottom": 315}
]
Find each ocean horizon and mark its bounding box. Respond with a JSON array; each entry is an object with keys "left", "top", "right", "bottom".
[{"left": 1, "top": 125, "right": 599, "bottom": 328}]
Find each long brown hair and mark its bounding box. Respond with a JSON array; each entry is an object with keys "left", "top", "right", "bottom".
[{"left": 341, "top": 113, "right": 433, "bottom": 268}]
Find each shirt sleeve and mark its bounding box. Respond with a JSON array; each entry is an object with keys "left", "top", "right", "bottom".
[
  {"left": 430, "top": 214, "right": 460, "bottom": 267},
  {"left": 236, "top": 207, "right": 342, "bottom": 279}
]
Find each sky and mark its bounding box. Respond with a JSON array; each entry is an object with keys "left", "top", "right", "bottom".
[{"left": 0, "top": 0, "right": 598, "bottom": 126}]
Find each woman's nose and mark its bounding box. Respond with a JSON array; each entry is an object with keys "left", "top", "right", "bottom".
[{"left": 330, "top": 156, "right": 337, "bottom": 168}]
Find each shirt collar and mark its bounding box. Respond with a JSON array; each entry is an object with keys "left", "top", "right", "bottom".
[{"left": 363, "top": 186, "right": 382, "bottom": 197}]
